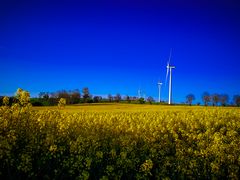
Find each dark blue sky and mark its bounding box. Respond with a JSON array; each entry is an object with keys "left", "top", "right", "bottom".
[{"left": 1, "top": 0, "right": 240, "bottom": 103}]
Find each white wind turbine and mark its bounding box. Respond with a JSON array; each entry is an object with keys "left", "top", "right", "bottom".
[
  {"left": 138, "top": 89, "right": 141, "bottom": 99},
  {"left": 157, "top": 81, "right": 163, "bottom": 103},
  {"left": 165, "top": 49, "right": 175, "bottom": 104}
]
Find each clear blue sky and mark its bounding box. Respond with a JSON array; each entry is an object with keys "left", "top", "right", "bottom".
[{"left": 1, "top": 0, "right": 240, "bottom": 103}]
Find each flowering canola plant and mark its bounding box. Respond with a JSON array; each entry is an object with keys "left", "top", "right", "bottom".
[{"left": 0, "top": 89, "right": 240, "bottom": 179}]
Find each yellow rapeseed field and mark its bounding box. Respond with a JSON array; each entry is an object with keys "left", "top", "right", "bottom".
[
  {"left": 1, "top": 90, "right": 240, "bottom": 179},
  {"left": 33, "top": 103, "right": 236, "bottom": 112}
]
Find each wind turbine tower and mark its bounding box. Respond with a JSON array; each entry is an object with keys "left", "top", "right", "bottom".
[
  {"left": 138, "top": 89, "right": 141, "bottom": 99},
  {"left": 166, "top": 49, "right": 175, "bottom": 104},
  {"left": 167, "top": 64, "right": 175, "bottom": 104},
  {"left": 157, "top": 81, "right": 163, "bottom": 103}
]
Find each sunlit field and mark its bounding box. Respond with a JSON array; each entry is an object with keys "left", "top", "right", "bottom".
[
  {"left": 1, "top": 92, "right": 240, "bottom": 179},
  {"left": 33, "top": 103, "right": 237, "bottom": 113}
]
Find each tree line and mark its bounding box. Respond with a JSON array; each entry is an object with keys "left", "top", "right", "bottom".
[
  {"left": 28, "top": 87, "right": 156, "bottom": 106},
  {"left": 32, "top": 87, "right": 92, "bottom": 106},
  {"left": 1, "top": 88, "right": 240, "bottom": 106},
  {"left": 186, "top": 92, "right": 240, "bottom": 106}
]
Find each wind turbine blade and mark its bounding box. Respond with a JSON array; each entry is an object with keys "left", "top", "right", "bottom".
[
  {"left": 168, "top": 48, "right": 172, "bottom": 64},
  {"left": 165, "top": 48, "right": 172, "bottom": 86},
  {"left": 165, "top": 66, "right": 169, "bottom": 86}
]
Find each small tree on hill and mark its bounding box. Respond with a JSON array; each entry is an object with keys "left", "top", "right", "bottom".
[
  {"left": 202, "top": 92, "right": 211, "bottom": 106},
  {"left": 211, "top": 94, "right": 220, "bottom": 106},
  {"left": 186, "top": 94, "right": 195, "bottom": 106},
  {"left": 39, "top": 92, "right": 49, "bottom": 100},
  {"left": 125, "top": 95, "right": 131, "bottom": 103},
  {"left": 93, "top": 96, "right": 102, "bottom": 103},
  {"left": 70, "top": 89, "right": 81, "bottom": 104},
  {"left": 138, "top": 98, "right": 145, "bottom": 104},
  {"left": 82, "top": 87, "right": 91, "bottom": 103},
  {"left": 233, "top": 95, "right": 240, "bottom": 107},
  {"left": 115, "top": 94, "right": 121, "bottom": 103},
  {"left": 219, "top": 94, "right": 229, "bottom": 106},
  {"left": 147, "top": 96, "right": 154, "bottom": 104},
  {"left": 57, "top": 90, "right": 70, "bottom": 104},
  {"left": 108, "top": 94, "right": 113, "bottom": 102}
]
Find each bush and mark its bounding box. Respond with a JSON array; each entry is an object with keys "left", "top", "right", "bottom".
[{"left": 138, "top": 98, "right": 145, "bottom": 104}]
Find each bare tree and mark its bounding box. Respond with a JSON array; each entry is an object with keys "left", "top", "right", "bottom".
[
  {"left": 82, "top": 87, "right": 91, "bottom": 103},
  {"left": 114, "top": 93, "right": 121, "bottom": 103},
  {"left": 49, "top": 92, "right": 58, "bottom": 105},
  {"left": 186, "top": 94, "right": 195, "bottom": 106},
  {"left": 43, "top": 93, "right": 49, "bottom": 100},
  {"left": 50, "top": 92, "right": 58, "bottom": 98},
  {"left": 93, "top": 96, "right": 102, "bottom": 103},
  {"left": 125, "top": 95, "right": 131, "bottom": 103},
  {"left": 233, "top": 95, "right": 240, "bottom": 107},
  {"left": 70, "top": 89, "right": 81, "bottom": 104},
  {"left": 57, "top": 90, "right": 70, "bottom": 104},
  {"left": 202, "top": 92, "right": 211, "bottom": 106},
  {"left": 108, "top": 94, "right": 113, "bottom": 102},
  {"left": 219, "top": 94, "right": 229, "bottom": 106},
  {"left": 39, "top": 92, "right": 45, "bottom": 98},
  {"left": 211, "top": 93, "right": 220, "bottom": 106},
  {"left": 147, "top": 96, "right": 154, "bottom": 104},
  {"left": 39, "top": 92, "right": 49, "bottom": 99}
]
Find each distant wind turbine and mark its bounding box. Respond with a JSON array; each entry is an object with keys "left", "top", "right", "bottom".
[
  {"left": 166, "top": 49, "right": 175, "bottom": 104},
  {"left": 157, "top": 81, "right": 163, "bottom": 103},
  {"left": 138, "top": 89, "right": 141, "bottom": 99}
]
